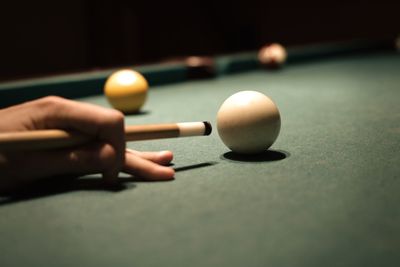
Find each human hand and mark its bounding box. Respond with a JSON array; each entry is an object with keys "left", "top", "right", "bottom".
[{"left": 0, "top": 96, "right": 174, "bottom": 191}]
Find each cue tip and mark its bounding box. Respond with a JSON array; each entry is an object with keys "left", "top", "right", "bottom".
[{"left": 203, "top": 121, "right": 212, "bottom": 136}]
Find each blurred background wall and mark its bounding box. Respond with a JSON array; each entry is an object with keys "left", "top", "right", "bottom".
[{"left": 0, "top": 0, "right": 398, "bottom": 81}]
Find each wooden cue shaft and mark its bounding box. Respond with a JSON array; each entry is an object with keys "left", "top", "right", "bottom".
[
  {"left": 125, "top": 123, "right": 180, "bottom": 141},
  {"left": 0, "top": 122, "right": 211, "bottom": 151}
]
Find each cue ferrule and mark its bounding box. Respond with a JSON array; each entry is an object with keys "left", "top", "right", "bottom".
[
  {"left": 177, "top": 122, "right": 212, "bottom": 137},
  {"left": 0, "top": 122, "right": 212, "bottom": 151},
  {"left": 125, "top": 122, "right": 212, "bottom": 141}
]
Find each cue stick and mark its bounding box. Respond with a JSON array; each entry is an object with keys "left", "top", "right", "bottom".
[{"left": 0, "top": 121, "right": 212, "bottom": 151}]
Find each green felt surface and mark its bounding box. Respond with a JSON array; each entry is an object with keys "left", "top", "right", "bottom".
[{"left": 1, "top": 52, "right": 400, "bottom": 267}]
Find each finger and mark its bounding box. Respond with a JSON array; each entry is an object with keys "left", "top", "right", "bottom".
[
  {"left": 123, "top": 152, "right": 175, "bottom": 181},
  {"left": 30, "top": 96, "right": 126, "bottom": 179},
  {"left": 125, "top": 149, "right": 173, "bottom": 165},
  {"left": 2, "top": 143, "right": 117, "bottom": 186}
]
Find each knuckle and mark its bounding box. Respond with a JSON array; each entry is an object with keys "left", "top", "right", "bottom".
[
  {"left": 38, "top": 96, "right": 65, "bottom": 107},
  {"left": 36, "top": 96, "right": 69, "bottom": 113},
  {"left": 98, "top": 143, "right": 119, "bottom": 169},
  {"left": 103, "top": 109, "right": 124, "bottom": 127},
  {"left": 68, "top": 144, "right": 119, "bottom": 172}
]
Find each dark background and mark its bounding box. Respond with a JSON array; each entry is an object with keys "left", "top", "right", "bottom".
[{"left": 0, "top": 0, "right": 398, "bottom": 81}]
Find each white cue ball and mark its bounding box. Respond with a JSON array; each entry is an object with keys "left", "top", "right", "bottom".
[
  {"left": 217, "top": 90, "right": 281, "bottom": 154},
  {"left": 258, "top": 43, "right": 287, "bottom": 67},
  {"left": 395, "top": 35, "right": 400, "bottom": 52}
]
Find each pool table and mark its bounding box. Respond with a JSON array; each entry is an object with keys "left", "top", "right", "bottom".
[{"left": 0, "top": 40, "right": 400, "bottom": 267}]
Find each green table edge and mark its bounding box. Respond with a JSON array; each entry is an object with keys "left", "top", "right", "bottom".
[{"left": 0, "top": 39, "right": 393, "bottom": 108}]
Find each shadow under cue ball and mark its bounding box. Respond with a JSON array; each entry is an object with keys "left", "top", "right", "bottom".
[
  {"left": 104, "top": 69, "right": 148, "bottom": 113},
  {"left": 217, "top": 90, "right": 281, "bottom": 154}
]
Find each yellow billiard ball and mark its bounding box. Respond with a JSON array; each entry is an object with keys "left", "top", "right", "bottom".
[{"left": 104, "top": 69, "right": 148, "bottom": 113}]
